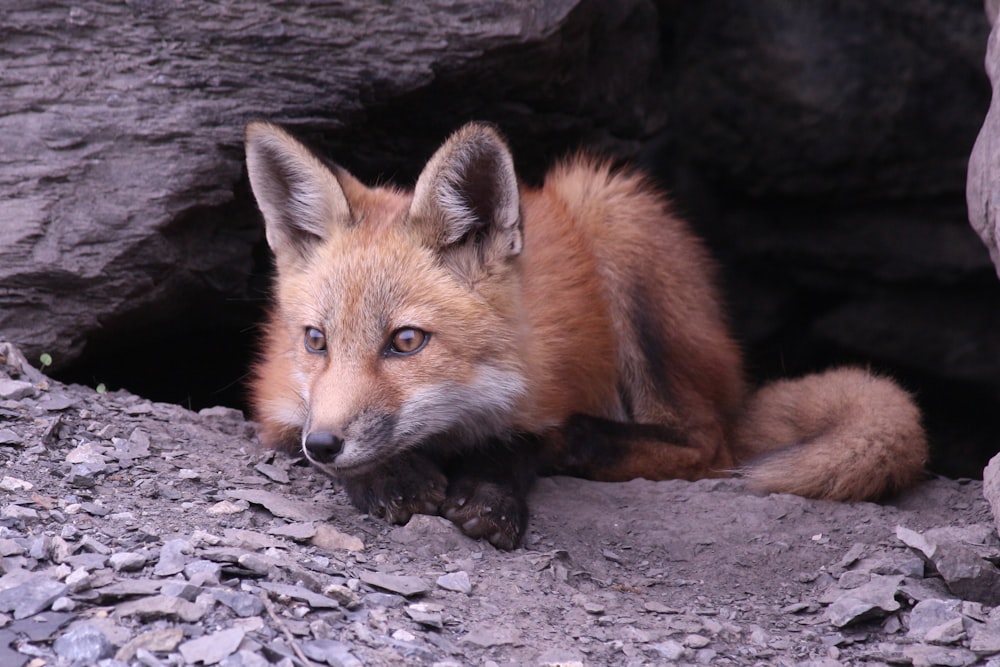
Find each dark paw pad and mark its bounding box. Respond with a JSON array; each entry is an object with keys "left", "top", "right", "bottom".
[
  {"left": 342, "top": 457, "right": 447, "bottom": 525},
  {"left": 442, "top": 480, "right": 528, "bottom": 550}
]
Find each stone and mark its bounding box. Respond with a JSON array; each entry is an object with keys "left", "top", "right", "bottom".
[
  {"left": 109, "top": 552, "right": 148, "bottom": 572},
  {"left": 985, "top": 453, "right": 1000, "bottom": 537},
  {"left": 311, "top": 524, "right": 364, "bottom": 552},
  {"left": 154, "top": 538, "right": 192, "bottom": 577},
  {"left": 214, "top": 589, "right": 265, "bottom": 617},
  {"left": 825, "top": 575, "right": 903, "bottom": 628},
  {"left": 222, "top": 528, "right": 283, "bottom": 551},
  {"left": 436, "top": 571, "right": 472, "bottom": 594},
  {"left": 0, "top": 573, "right": 69, "bottom": 619},
  {"left": 359, "top": 571, "right": 432, "bottom": 597},
  {"left": 254, "top": 463, "right": 290, "bottom": 484},
  {"left": 462, "top": 624, "right": 519, "bottom": 648},
  {"left": 115, "top": 628, "right": 185, "bottom": 662},
  {"left": 898, "top": 525, "right": 1000, "bottom": 604},
  {"left": 52, "top": 623, "right": 114, "bottom": 663},
  {"left": 178, "top": 627, "right": 245, "bottom": 665},
  {"left": 406, "top": 603, "right": 444, "bottom": 629},
  {"left": 0, "top": 476, "right": 32, "bottom": 492},
  {"left": 225, "top": 489, "right": 334, "bottom": 522},
  {"left": 908, "top": 599, "right": 965, "bottom": 641},
  {"left": 971, "top": 618, "right": 1000, "bottom": 655},
  {"left": 301, "top": 639, "right": 361, "bottom": 667},
  {"left": 258, "top": 582, "right": 341, "bottom": 609},
  {"left": 903, "top": 644, "right": 979, "bottom": 667},
  {"left": 114, "top": 595, "right": 206, "bottom": 622},
  {"left": 268, "top": 522, "right": 317, "bottom": 541},
  {"left": 0, "top": 379, "right": 35, "bottom": 401}
]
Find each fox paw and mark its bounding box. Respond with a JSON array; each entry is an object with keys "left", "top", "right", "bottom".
[
  {"left": 442, "top": 479, "right": 528, "bottom": 551},
  {"left": 341, "top": 456, "right": 447, "bottom": 525}
]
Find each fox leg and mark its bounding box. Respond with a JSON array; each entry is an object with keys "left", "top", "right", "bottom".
[
  {"left": 545, "top": 414, "right": 733, "bottom": 482},
  {"left": 339, "top": 452, "right": 448, "bottom": 525},
  {"left": 441, "top": 435, "right": 539, "bottom": 550}
]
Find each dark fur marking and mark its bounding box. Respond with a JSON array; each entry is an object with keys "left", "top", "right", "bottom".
[
  {"left": 630, "top": 280, "right": 676, "bottom": 404},
  {"left": 551, "top": 413, "right": 692, "bottom": 476}
]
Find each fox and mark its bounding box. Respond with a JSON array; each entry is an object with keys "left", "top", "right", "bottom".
[{"left": 244, "top": 120, "right": 928, "bottom": 550}]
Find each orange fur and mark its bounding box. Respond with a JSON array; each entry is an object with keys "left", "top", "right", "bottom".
[{"left": 246, "top": 121, "right": 928, "bottom": 511}]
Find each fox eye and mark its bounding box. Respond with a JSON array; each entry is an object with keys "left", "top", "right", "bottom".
[
  {"left": 389, "top": 328, "right": 429, "bottom": 356},
  {"left": 304, "top": 327, "right": 327, "bottom": 354}
]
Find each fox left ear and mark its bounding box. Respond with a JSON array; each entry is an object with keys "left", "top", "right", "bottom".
[{"left": 409, "top": 123, "right": 523, "bottom": 267}]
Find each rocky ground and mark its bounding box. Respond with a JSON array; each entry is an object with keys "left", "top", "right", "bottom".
[{"left": 0, "top": 339, "right": 999, "bottom": 667}]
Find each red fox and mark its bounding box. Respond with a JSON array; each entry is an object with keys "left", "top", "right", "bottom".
[{"left": 244, "top": 121, "right": 927, "bottom": 550}]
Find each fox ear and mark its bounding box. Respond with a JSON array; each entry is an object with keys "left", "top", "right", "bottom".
[
  {"left": 409, "top": 123, "right": 522, "bottom": 265},
  {"left": 245, "top": 122, "right": 351, "bottom": 267}
]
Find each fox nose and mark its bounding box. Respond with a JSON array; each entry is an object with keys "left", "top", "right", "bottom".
[{"left": 304, "top": 432, "right": 344, "bottom": 463}]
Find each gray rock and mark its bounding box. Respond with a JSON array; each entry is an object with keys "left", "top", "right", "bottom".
[
  {"left": 214, "top": 589, "right": 265, "bottom": 617},
  {"left": 225, "top": 489, "right": 334, "bottom": 522},
  {"left": 0, "top": 428, "right": 22, "bottom": 446},
  {"left": 109, "top": 551, "right": 147, "bottom": 572},
  {"left": 258, "top": 582, "right": 341, "bottom": 609},
  {"left": 114, "top": 594, "right": 206, "bottom": 622},
  {"left": 406, "top": 602, "right": 444, "bottom": 629},
  {"left": 184, "top": 559, "right": 223, "bottom": 585},
  {"left": 302, "top": 639, "right": 362, "bottom": 667},
  {"left": 52, "top": 623, "right": 114, "bottom": 663},
  {"left": 908, "top": 599, "right": 965, "bottom": 642},
  {"left": 267, "top": 522, "right": 317, "bottom": 541},
  {"left": 154, "top": 538, "right": 192, "bottom": 577},
  {"left": 825, "top": 574, "right": 903, "bottom": 628},
  {"left": 903, "top": 644, "right": 979, "bottom": 667},
  {"left": 253, "top": 462, "right": 290, "bottom": 484},
  {"left": 436, "top": 571, "right": 473, "bottom": 594},
  {"left": 0, "top": 572, "right": 69, "bottom": 619},
  {"left": 0, "top": 379, "right": 36, "bottom": 401},
  {"left": 178, "top": 627, "right": 245, "bottom": 665},
  {"left": 114, "top": 627, "right": 185, "bottom": 662},
  {"left": 461, "top": 624, "right": 519, "bottom": 648},
  {"left": 972, "top": 618, "right": 1000, "bottom": 655},
  {"left": 985, "top": 453, "right": 1000, "bottom": 537},
  {"left": 899, "top": 524, "right": 1000, "bottom": 605},
  {"left": 359, "top": 571, "right": 431, "bottom": 597}
]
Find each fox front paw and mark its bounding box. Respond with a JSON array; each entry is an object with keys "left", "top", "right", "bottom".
[
  {"left": 441, "top": 479, "right": 528, "bottom": 551},
  {"left": 341, "top": 455, "right": 447, "bottom": 525}
]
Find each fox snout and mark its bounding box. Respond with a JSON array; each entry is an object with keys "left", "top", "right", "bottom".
[{"left": 304, "top": 431, "right": 344, "bottom": 464}]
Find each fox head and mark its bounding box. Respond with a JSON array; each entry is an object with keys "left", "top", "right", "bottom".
[{"left": 245, "top": 121, "right": 528, "bottom": 475}]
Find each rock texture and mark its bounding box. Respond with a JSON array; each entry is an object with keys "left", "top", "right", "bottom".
[
  {"left": 0, "top": 340, "right": 998, "bottom": 666},
  {"left": 970, "top": 3, "right": 1000, "bottom": 274},
  {"left": 2, "top": 1, "right": 998, "bottom": 473},
  {"left": 0, "top": 0, "right": 661, "bottom": 367}
]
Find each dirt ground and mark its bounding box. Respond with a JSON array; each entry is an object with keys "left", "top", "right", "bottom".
[{"left": 0, "top": 342, "right": 996, "bottom": 666}]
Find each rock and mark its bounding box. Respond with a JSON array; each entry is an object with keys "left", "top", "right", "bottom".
[
  {"left": 311, "top": 524, "right": 364, "bottom": 552},
  {"left": 109, "top": 552, "right": 148, "bottom": 572},
  {"left": 971, "top": 618, "right": 1000, "bottom": 655},
  {"left": 903, "top": 644, "right": 979, "bottom": 667},
  {"left": 985, "top": 453, "right": 1000, "bottom": 535},
  {"left": 178, "top": 627, "right": 245, "bottom": 665},
  {"left": 897, "top": 525, "right": 1000, "bottom": 604},
  {"left": 268, "top": 522, "right": 317, "bottom": 541},
  {"left": 225, "top": 489, "right": 334, "bottom": 522},
  {"left": 114, "top": 595, "right": 206, "bottom": 622},
  {"left": 0, "top": 476, "right": 32, "bottom": 492},
  {"left": 359, "top": 571, "right": 432, "bottom": 597},
  {"left": 52, "top": 623, "right": 114, "bottom": 663},
  {"left": 825, "top": 575, "right": 903, "bottom": 628},
  {"left": 214, "top": 589, "right": 265, "bottom": 618},
  {"left": 908, "top": 599, "right": 965, "bottom": 642},
  {"left": 0, "top": 379, "right": 36, "bottom": 401},
  {"left": 253, "top": 463, "right": 290, "bottom": 484},
  {"left": 406, "top": 602, "right": 444, "bottom": 629},
  {"left": 301, "top": 639, "right": 361, "bottom": 667},
  {"left": 436, "top": 571, "right": 473, "bottom": 595},
  {"left": 461, "top": 624, "right": 519, "bottom": 648},
  {"left": 115, "top": 628, "right": 185, "bottom": 662},
  {"left": 0, "top": 572, "right": 69, "bottom": 619},
  {"left": 153, "top": 538, "right": 192, "bottom": 577},
  {"left": 258, "top": 582, "right": 341, "bottom": 609},
  {"left": 222, "top": 528, "right": 284, "bottom": 551}
]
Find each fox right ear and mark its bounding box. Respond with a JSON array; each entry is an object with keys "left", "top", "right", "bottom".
[{"left": 244, "top": 122, "right": 351, "bottom": 267}]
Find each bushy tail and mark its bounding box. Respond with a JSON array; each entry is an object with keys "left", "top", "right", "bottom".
[{"left": 734, "top": 367, "right": 927, "bottom": 502}]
